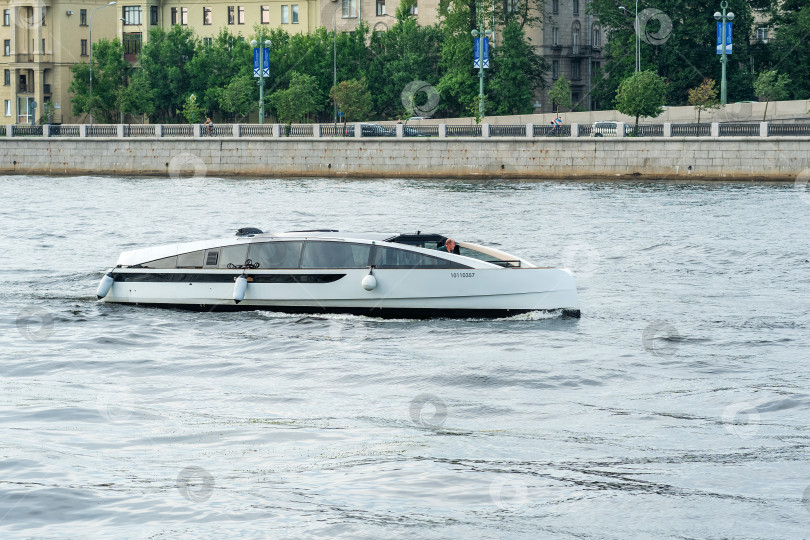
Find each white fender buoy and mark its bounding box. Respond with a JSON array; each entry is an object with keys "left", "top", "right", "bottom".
[
  {"left": 361, "top": 273, "right": 377, "bottom": 291},
  {"left": 96, "top": 271, "right": 115, "bottom": 299},
  {"left": 233, "top": 274, "right": 248, "bottom": 304}
]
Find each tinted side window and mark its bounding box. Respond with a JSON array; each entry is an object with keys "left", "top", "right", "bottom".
[
  {"left": 219, "top": 244, "right": 249, "bottom": 268},
  {"left": 143, "top": 255, "right": 176, "bottom": 268},
  {"left": 176, "top": 250, "right": 205, "bottom": 268},
  {"left": 248, "top": 242, "right": 303, "bottom": 268},
  {"left": 301, "top": 242, "right": 372, "bottom": 268},
  {"left": 374, "top": 246, "right": 470, "bottom": 269}
]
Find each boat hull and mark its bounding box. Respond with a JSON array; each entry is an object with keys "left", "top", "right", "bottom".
[{"left": 101, "top": 267, "right": 580, "bottom": 318}]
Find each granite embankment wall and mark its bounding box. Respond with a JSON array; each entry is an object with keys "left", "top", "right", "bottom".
[{"left": 1, "top": 137, "right": 808, "bottom": 180}]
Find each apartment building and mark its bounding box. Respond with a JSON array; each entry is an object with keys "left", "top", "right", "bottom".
[
  {"left": 1, "top": 0, "right": 319, "bottom": 125},
  {"left": 322, "top": 0, "right": 437, "bottom": 34},
  {"left": 526, "top": 0, "right": 603, "bottom": 113}
]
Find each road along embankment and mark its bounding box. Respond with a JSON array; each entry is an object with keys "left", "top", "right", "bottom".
[{"left": 1, "top": 137, "right": 807, "bottom": 180}]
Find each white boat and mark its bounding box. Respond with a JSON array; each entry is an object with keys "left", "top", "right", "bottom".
[{"left": 96, "top": 229, "right": 580, "bottom": 318}]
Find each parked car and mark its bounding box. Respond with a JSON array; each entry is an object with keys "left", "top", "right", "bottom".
[{"left": 590, "top": 121, "right": 620, "bottom": 137}]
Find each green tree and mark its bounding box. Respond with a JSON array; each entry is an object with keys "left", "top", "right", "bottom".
[
  {"left": 687, "top": 78, "right": 720, "bottom": 125},
  {"left": 489, "top": 20, "right": 547, "bottom": 116},
  {"left": 588, "top": 0, "right": 757, "bottom": 107},
  {"left": 770, "top": 2, "right": 810, "bottom": 99},
  {"left": 137, "top": 26, "right": 198, "bottom": 122},
  {"left": 268, "top": 72, "right": 323, "bottom": 124},
  {"left": 68, "top": 38, "right": 130, "bottom": 123},
  {"left": 117, "top": 72, "right": 155, "bottom": 122},
  {"left": 221, "top": 74, "right": 255, "bottom": 121},
  {"left": 436, "top": 0, "right": 478, "bottom": 118},
  {"left": 753, "top": 70, "right": 791, "bottom": 121},
  {"left": 330, "top": 78, "right": 373, "bottom": 123},
  {"left": 186, "top": 28, "right": 253, "bottom": 118},
  {"left": 181, "top": 93, "right": 204, "bottom": 124},
  {"left": 614, "top": 70, "right": 667, "bottom": 133},
  {"left": 548, "top": 75, "right": 572, "bottom": 116}
]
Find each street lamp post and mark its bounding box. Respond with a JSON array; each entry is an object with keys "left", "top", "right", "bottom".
[
  {"left": 714, "top": 1, "right": 735, "bottom": 105},
  {"left": 619, "top": 0, "right": 639, "bottom": 72},
  {"left": 471, "top": 28, "right": 491, "bottom": 119},
  {"left": 250, "top": 38, "right": 271, "bottom": 124},
  {"left": 89, "top": 1, "right": 116, "bottom": 126}
]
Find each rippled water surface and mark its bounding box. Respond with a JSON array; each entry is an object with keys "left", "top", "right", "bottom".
[{"left": 1, "top": 175, "right": 809, "bottom": 538}]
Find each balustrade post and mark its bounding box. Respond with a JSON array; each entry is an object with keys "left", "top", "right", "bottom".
[
  {"left": 710, "top": 122, "right": 719, "bottom": 137},
  {"left": 79, "top": 124, "right": 87, "bottom": 138},
  {"left": 616, "top": 122, "right": 626, "bottom": 138},
  {"left": 233, "top": 124, "right": 241, "bottom": 137},
  {"left": 664, "top": 123, "right": 672, "bottom": 137},
  {"left": 273, "top": 124, "right": 282, "bottom": 138},
  {"left": 5, "top": 125, "right": 12, "bottom": 137},
  {"left": 571, "top": 123, "right": 579, "bottom": 137},
  {"left": 438, "top": 124, "right": 446, "bottom": 138},
  {"left": 526, "top": 123, "right": 533, "bottom": 138},
  {"left": 354, "top": 123, "right": 362, "bottom": 138},
  {"left": 193, "top": 124, "right": 201, "bottom": 138},
  {"left": 155, "top": 124, "right": 163, "bottom": 138},
  {"left": 396, "top": 124, "right": 404, "bottom": 138},
  {"left": 313, "top": 124, "right": 321, "bottom": 138},
  {"left": 117, "top": 124, "right": 124, "bottom": 138},
  {"left": 42, "top": 124, "right": 49, "bottom": 138},
  {"left": 760, "top": 122, "right": 769, "bottom": 137},
  {"left": 482, "top": 123, "right": 490, "bottom": 138}
]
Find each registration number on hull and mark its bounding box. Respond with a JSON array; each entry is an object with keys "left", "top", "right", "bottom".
[{"left": 450, "top": 272, "right": 475, "bottom": 278}]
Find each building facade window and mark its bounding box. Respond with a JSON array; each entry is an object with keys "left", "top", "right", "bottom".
[
  {"left": 410, "top": 1, "right": 417, "bottom": 14},
  {"left": 80, "top": 39, "right": 87, "bottom": 56},
  {"left": 123, "top": 32, "right": 142, "bottom": 61},
  {"left": 4, "top": 40, "right": 10, "bottom": 56},
  {"left": 171, "top": 7, "right": 177, "bottom": 24},
  {"left": 552, "top": 60, "right": 559, "bottom": 79},
  {"left": 592, "top": 27, "right": 600, "bottom": 47},
  {"left": 261, "top": 6, "right": 270, "bottom": 23},
  {"left": 281, "top": 5, "right": 289, "bottom": 23},
  {"left": 238, "top": 6, "right": 245, "bottom": 23},
  {"left": 291, "top": 4, "right": 298, "bottom": 23},
  {"left": 203, "top": 7, "right": 212, "bottom": 24},
  {"left": 228, "top": 6, "right": 235, "bottom": 24},
  {"left": 4, "top": 69, "right": 9, "bottom": 85},
  {"left": 757, "top": 27, "right": 768, "bottom": 42},
  {"left": 573, "top": 0, "right": 579, "bottom": 15},
  {"left": 552, "top": 27, "right": 559, "bottom": 46},
  {"left": 181, "top": 7, "right": 188, "bottom": 24},
  {"left": 572, "top": 59, "right": 581, "bottom": 80},
  {"left": 203, "top": 37, "right": 212, "bottom": 47},
  {"left": 41, "top": 7, "right": 46, "bottom": 25},
  {"left": 552, "top": 0, "right": 558, "bottom": 15},
  {"left": 122, "top": 6, "right": 142, "bottom": 25},
  {"left": 572, "top": 23, "right": 579, "bottom": 53},
  {"left": 80, "top": 9, "right": 87, "bottom": 25},
  {"left": 2, "top": 10, "right": 8, "bottom": 26},
  {"left": 376, "top": 0, "right": 385, "bottom": 15},
  {"left": 342, "top": 0, "right": 356, "bottom": 17},
  {"left": 150, "top": 6, "right": 158, "bottom": 25},
  {"left": 5, "top": 100, "right": 10, "bottom": 117}
]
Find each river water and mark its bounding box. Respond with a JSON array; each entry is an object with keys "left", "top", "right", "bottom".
[{"left": 1, "top": 175, "right": 809, "bottom": 538}]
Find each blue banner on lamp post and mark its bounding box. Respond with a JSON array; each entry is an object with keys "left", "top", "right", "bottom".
[
  {"left": 716, "top": 22, "right": 732, "bottom": 54},
  {"left": 473, "top": 37, "right": 490, "bottom": 69},
  {"left": 482, "top": 37, "right": 489, "bottom": 68},
  {"left": 255, "top": 48, "right": 270, "bottom": 77}
]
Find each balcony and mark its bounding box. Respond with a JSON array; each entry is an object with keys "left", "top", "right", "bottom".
[
  {"left": 18, "top": 83, "right": 32, "bottom": 93},
  {"left": 13, "top": 53, "right": 53, "bottom": 64},
  {"left": 44, "top": 84, "right": 51, "bottom": 94}
]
